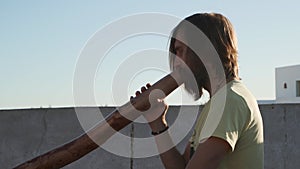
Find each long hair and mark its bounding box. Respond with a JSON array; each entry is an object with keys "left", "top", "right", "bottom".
[{"left": 169, "top": 13, "right": 239, "bottom": 100}]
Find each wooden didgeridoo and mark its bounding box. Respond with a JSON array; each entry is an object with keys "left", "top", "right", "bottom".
[{"left": 14, "top": 70, "right": 183, "bottom": 169}]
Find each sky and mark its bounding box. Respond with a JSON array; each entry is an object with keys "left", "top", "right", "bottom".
[{"left": 1, "top": 1, "right": 300, "bottom": 109}]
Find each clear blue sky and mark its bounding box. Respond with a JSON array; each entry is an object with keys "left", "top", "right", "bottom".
[{"left": 1, "top": 1, "right": 299, "bottom": 109}]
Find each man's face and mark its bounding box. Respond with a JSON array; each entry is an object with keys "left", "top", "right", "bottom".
[
  {"left": 173, "top": 39, "right": 205, "bottom": 79},
  {"left": 173, "top": 40, "right": 190, "bottom": 69},
  {"left": 173, "top": 30, "right": 203, "bottom": 73},
  {"left": 173, "top": 39, "right": 207, "bottom": 99},
  {"left": 172, "top": 28, "right": 213, "bottom": 99}
]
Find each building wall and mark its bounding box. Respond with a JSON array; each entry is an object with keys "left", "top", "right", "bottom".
[
  {"left": 276, "top": 65, "right": 300, "bottom": 103},
  {"left": 1, "top": 105, "right": 300, "bottom": 169}
]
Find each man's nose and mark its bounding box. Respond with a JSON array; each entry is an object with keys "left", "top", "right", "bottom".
[{"left": 174, "top": 56, "right": 187, "bottom": 70}]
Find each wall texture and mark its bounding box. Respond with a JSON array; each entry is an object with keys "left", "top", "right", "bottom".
[{"left": 0, "top": 104, "right": 299, "bottom": 169}]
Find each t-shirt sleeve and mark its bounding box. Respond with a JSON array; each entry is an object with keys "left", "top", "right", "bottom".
[{"left": 211, "top": 97, "right": 250, "bottom": 151}]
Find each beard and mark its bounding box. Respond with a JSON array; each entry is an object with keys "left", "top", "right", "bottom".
[{"left": 179, "top": 63, "right": 209, "bottom": 101}]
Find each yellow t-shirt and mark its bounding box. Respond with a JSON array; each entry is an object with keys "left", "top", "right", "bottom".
[{"left": 190, "top": 80, "right": 264, "bottom": 169}]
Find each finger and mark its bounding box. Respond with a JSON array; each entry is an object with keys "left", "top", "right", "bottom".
[
  {"left": 135, "top": 91, "right": 141, "bottom": 96},
  {"left": 130, "top": 96, "right": 134, "bottom": 100},
  {"left": 157, "top": 98, "right": 163, "bottom": 103},
  {"left": 141, "top": 86, "right": 147, "bottom": 92},
  {"left": 146, "top": 83, "right": 151, "bottom": 88}
]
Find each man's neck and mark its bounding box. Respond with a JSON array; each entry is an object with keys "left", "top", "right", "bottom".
[{"left": 209, "top": 76, "right": 239, "bottom": 97}]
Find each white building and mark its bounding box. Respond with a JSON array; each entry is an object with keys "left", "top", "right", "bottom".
[{"left": 275, "top": 64, "right": 300, "bottom": 103}]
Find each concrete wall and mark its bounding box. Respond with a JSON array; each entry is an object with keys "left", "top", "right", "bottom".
[
  {"left": 0, "top": 104, "right": 299, "bottom": 169},
  {"left": 260, "top": 104, "right": 300, "bottom": 169}
]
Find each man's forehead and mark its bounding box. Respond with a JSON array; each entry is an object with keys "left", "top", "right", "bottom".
[
  {"left": 174, "top": 30, "right": 189, "bottom": 48},
  {"left": 174, "top": 29, "right": 187, "bottom": 42}
]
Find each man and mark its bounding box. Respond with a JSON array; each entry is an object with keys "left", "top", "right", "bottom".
[{"left": 133, "top": 13, "right": 264, "bottom": 169}]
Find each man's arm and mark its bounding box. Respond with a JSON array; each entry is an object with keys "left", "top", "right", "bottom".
[
  {"left": 154, "top": 134, "right": 230, "bottom": 169},
  {"left": 152, "top": 129, "right": 190, "bottom": 169},
  {"left": 186, "top": 137, "right": 231, "bottom": 169}
]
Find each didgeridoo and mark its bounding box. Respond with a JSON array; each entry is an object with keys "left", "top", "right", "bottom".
[{"left": 14, "top": 70, "right": 183, "bottom": 169}]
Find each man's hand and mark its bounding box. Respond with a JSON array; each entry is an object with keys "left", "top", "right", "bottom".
[{"left": 130, "top": 83, "right": 169, "bottom": 132}]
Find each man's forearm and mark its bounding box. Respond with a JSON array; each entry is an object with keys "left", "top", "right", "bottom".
[{"left": 154, "top": 131, "right": 187, "bottom": 169}]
